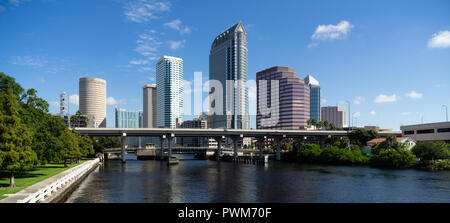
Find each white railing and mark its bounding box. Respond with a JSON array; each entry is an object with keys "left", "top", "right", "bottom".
[{"left": 17, "top": 158, "right": 100, "bottom": 203}]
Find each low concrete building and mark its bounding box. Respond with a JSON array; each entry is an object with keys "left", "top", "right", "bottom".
[
  {"left": 367, "top": 137, "right": 416, "bottom": 150},
  {"left": 401, "top": 122, "right": 450, "bottom": 143}
]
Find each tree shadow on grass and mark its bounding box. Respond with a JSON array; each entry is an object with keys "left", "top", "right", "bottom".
[{"left": 0, "top": 171, "right": 47, "bottom": 187}]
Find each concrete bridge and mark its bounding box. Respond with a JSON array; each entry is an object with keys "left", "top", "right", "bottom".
[{"left": 76, "top": 128, "right": 402, "bottom": 163}]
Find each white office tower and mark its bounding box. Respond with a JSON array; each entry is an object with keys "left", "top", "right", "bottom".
[
  {"left": 60, "top": 92, "right": 67, "bottom": 115},
  {"left": 156, "top": 56, "right": 183, "bottom": 128},
  {"left": 79, "top": 77, "right": 106, "bottom": 128}
]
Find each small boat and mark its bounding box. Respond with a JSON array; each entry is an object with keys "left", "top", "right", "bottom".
[{"left": 167, "top": 157, "right": 179, "bottom": 165}]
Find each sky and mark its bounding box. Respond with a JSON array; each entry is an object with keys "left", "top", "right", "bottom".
[{"left": 0, "top": 0, "right": 449, "bottom": 130}]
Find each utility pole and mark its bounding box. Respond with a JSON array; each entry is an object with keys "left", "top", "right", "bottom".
[{"left": 443, "top": 105, "right": 448, "bottom": 122}]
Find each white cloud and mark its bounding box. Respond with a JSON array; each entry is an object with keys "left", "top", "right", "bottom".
[
  {"left": 168, "top": 40, "right": 186, "bottom": 50},
  {"left": 370, "top": 110, "right": 376, "bottom": 116},
  {"left": 375, "top": 94, "right": 397, "bottom": 103},
  {"left": 428, "top": 30, "right": 450, "bottom": 49},
  {"left": 307, "top": 42, "right": 319, "bottom": 48},
  {"left": 11, "top": 56, "right": 47, "bottom": 67},
  {"left": 405, "top": 90, "right": 423, "bottom": 99},
  {"left": 135, "top": 30, "right": 162, "bottom": 57},
  {"left": 402, "top": 112, "right": 411, "bottom": 116},
  {"left": 138, "top": 67, "right": 155, "bottom": 72},
  {"left": 321, "top": 98, "right": 327, "bottom": 104},
  {"left": 69, "top": 94, "right": 79, "bottom": 106},
  {"left": 124, "top": 0, "right": 170, "bottom": 23},
  {"left": 352, "top": 112, "right": 361, "bottom": 117},
  {"left": 129, "top": 59, "right": 149, "bottom": 65},
  {"left": 311, "top": 20, "right": 354, "bottom": 41},
  {"left": 164, "top": 19, "right": 191, "bottom": 34},
  {"left": 354, "top": 96, "right": 365, "bottom": 105},
  {"left": 106, "top": 97, "right": 126, "bottom": 106},
  {"left": 49, "top": 101, "right": 59, "bottom": 107}
]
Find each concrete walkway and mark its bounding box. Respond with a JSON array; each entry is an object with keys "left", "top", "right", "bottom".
[{"left": 0, "top": 159, "right": 99, "bottom": 203}]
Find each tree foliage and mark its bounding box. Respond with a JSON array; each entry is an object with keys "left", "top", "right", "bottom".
[
  {"left": 0, "top": 73, "right": 93, "bottom": 171},
  {"left": 0, "top": 90, "right": 38, "bottom": 186},
  {"left": 349, "top": 129, "right": 379, "bottom": 147},
  {"left": 412, "top": 142, "right": 449, "bottom": 161}
]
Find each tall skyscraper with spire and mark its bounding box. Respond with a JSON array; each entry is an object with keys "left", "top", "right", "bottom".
[{"left": 209, "top": 21, "right": 250, "bottom": 129}]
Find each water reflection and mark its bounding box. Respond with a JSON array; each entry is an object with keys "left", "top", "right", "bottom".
[{"left": 66, "top": 154, "right": 450, "bottom": 203}]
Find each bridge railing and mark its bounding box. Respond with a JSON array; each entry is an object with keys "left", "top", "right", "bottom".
[{"left": 17, "top": 158, "right": 100, "bottom": 203}]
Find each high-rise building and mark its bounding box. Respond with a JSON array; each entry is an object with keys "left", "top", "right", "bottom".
[
  {"left": 60, "top": 92, "right": 67, "bottom": 115},
  {"left": 305, "top": 74, "right": 321, "bottom": 122},
  {"left": 115, "top": 107, "right": 143, "bottom": 128},
  {"left": 143, "top": 84, "right": 156, "bottom": 128},
  {"left": 256, "top": 66, "right": 310, "bottom": 130},
  {"left": 209, "top": 21, "right": 250, "bottom": 129},
  {"left": 321, "top": 106, "right": 346, "bottom": 128},
  {"left": 79, "top": 77, "right": 106, "bottom": 128},
  {"left": 156, "top": 56, "right": 183, "bottom": 128}
]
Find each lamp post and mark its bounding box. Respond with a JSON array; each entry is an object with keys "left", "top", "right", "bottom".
[{"left": 443, "top": 105, "right": 448, "bottom": 122}]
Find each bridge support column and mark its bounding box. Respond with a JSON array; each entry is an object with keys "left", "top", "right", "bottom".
[
  {"left": 214, "top": 136, "right": 225, "bottom": 159},
  {"left": 168, "top": 133, "right": 174, "bottom": 160},
  {"left": 121, "top": 133, "right": 127, "bottom": 163},
  {"left": 258, "top": 136, "right": 266, "bottom": 158},
  {"left": 275, "top": 135, "right": 286, "bottom": 161},
  {"left": 231, "top": 134, "right": 243, "bottom": 158},
  {"left": 159, "top": 135, "right": 166, "bottom": 160}
]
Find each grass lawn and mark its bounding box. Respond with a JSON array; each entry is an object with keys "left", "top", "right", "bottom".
[{"left": 0, "top": 160, "right": 88, "bottom": 200}]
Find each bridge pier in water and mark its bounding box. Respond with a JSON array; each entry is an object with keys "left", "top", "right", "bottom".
[{"left": 121, "top": 133, "right": 127, "bottom": 163}]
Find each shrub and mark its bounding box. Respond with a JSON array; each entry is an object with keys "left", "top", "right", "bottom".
[
  {"left": 296, "top": 143, "right": 322, "bottom": 163},
  {"left": 370, "top": 149, "right": 418, "bottom": 168}
]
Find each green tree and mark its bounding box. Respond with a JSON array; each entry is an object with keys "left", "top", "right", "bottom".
[
  {"left": 296, "top": 143, "right": 322, "bottom": 163},
  {"left": 92, "top": 136, "right": 121, "bottom": 153},
  {"left": 61, "top": 129, "right": 81, "bottom": 167},
  {"left": 370, "top": 149, "right": 417, "bottom": 168},
  {"left": 412, "top": 142, "right": 449, "bottom": 162},
  {"left": 323, "top": 120, "right": 329, "bottom": 130},
  {"left": 310, "top": 118, "right": 317, "bottom": 127},
  {"left": 329, "top": 123, "right": 336, "bottom": 130},
  {"left": 0, "top": 90, "right": 37, "bottom": 187},
  {"left": 349, "top": 129, "right": 379, "bottom": 147}
]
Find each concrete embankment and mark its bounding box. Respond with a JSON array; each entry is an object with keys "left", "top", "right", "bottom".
[{"left": 0, "top": 158, "right": 100, "bottom": 203}]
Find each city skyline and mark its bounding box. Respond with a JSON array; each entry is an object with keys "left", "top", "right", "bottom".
[{"left": 1, "top": 0, "right": 449, "bottom": 130}]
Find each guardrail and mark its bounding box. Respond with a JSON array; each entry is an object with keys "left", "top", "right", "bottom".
[{"left": 17, "top": 158, "right": 100, "bottom": 203}]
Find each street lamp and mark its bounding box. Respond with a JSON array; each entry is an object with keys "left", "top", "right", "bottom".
[{"left": 443, "top": 105, "right": 448, "bottom": 122}]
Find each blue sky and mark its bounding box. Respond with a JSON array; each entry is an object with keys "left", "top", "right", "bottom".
[{"left": 1, "top": 0, "right": 449, "bottom": 130}]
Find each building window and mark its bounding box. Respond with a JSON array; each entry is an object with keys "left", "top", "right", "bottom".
[
  {"left": 404, "top": 130, "right": 415, "bottom": 135},
  {"left": 416, "top": 129, "right": 435, "bottom": 134},
  {"left": 437, "top": 128, "right": 450, "bottom": 133}
]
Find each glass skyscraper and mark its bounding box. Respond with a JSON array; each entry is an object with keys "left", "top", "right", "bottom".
[
  {"left": 115, "top": 107, "right": 143, "bottom": 128},
  {"left": 156, "top": 56, "right": 183, "bottom": 128},
  {"left": 209, "top": 21, "right": 250, "bottom": 129},
  {"left": 305, "top": 74, "right": 321, "bottom": 122}
]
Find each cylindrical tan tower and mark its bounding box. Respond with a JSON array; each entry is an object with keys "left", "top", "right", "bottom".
[{"left": 79, "top": 77, "right": 106, "bottom": 128}]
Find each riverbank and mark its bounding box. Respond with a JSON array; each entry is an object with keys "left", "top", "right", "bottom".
[
  {"left": 0, "top": 158, "right": 99, "bottom": 203},
  {"left": 0, "top": 161, "right": 87, "bottom": 200}
]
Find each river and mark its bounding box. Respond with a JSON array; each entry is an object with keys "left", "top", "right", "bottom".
[{"left": 66, "top": 154, "right": 450, "bottom": 203}]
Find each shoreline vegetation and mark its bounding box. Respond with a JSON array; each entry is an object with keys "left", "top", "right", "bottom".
[
  {"left": 278, "top": 132, "right": 450, "bottom": 171},
  {"left": 0, "top": 73, "right": 121, "bottom": 197}
]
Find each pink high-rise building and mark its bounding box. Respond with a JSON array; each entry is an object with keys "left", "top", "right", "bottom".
[{"left": 256, "top": 66, "right": 310, "bottom": 130}]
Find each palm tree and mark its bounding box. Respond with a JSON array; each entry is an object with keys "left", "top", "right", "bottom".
[{"left": 323, "top": 120, "right": 329, "bottom": 129}]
